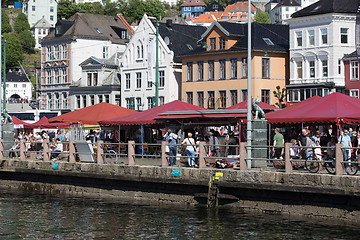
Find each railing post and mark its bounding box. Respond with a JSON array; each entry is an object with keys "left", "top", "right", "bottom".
[
  {"left": 198, "top": 141, "right": 206, "bottom": 168},
  {"left": 128, "top": 140, "right": 135, "bottom": 166},
  {"left": 284, "top": 142, "right": 292, "bottom": 174},
  {"left": 97, "top": 140, "right": 104, "bottom": 164},
  {"left": 239, "top": 142, "right": 247, "bottom": 170},
  {"left": 161, "top": 141, "right": 167, "bottom": 167},
  {"left": 0, "top": 139, "right": 4, "bottom": 160},
  {"left": 69, "top": 140, "right": 76, "bottom": 163},
  {"left": 43, "top": 139, "right": 50, "bottom": 162},
  {"left": 20, "top": 139, "right": 26, "bottom": 161},
  {"left": 335, "top": 143, "right": 343, "bottom": 175}
]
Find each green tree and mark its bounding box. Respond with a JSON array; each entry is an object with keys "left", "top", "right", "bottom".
[
  {"left": 18, "top": 30, "right": 36, "bottom": 54},
  {"left": 254, "top": 10, "right": 271, "bottom": 24},
  {"left": 2, "top": 10, "right": 12, "bottom": 34},
  {"left": 3, "top": 33, "right": 24, "bottom": 67},
  {"left": 14, "top": 12, "right": 30, "bottom": 34},
  {"left": 78, "top": 2, "right": 105, "bottom": 15},
  {"left": 103, "top": 0, "right": 120, "bottom": 16},
  {"left": 57, "top": 0, "right": 80, "bottom": 20},
  {"left": 273, "top": 86, "right": 286, "bottom": 109}
]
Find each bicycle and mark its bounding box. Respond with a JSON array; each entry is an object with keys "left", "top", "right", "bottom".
[
  {"left": 305, "top": 150, "right": 336, "bottom": 174},
  {"left": 344, "top": 154, "right": 360, "bottom": 175}
]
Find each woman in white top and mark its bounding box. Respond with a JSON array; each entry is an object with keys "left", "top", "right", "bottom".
[{"left": 182, "top": 132, "right": 196, "bottom": 167}]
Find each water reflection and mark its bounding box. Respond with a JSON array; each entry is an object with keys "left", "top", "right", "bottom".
[{"left": 0, "top": 191, "right": 358, "bottom": 239}]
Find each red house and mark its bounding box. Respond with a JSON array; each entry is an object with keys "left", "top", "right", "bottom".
[{"left": 343, "top": 51, "right": 360, "bottom": 98}]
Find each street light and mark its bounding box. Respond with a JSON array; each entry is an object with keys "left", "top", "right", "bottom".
[
  {"left": 148, "top": 16, "right": 159, "bottom": 107},
  {"left": 246, "top": 0, "right": 252, "bottom": 168}
]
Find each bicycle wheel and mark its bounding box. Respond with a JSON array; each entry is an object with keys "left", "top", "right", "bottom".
[
  {"left": 105, "top": 150, "right": 117, "bottom": 159},
  {"left": 344, "top": 157, "right": 358, "bottom": 175},
  {"left": 324, "top": 157, "right": 336, "bottom": 174},
  {"left": 305, "top": 156, "right": 320, "bottom": 173}
]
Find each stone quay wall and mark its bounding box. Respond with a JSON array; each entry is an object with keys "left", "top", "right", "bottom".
[{"left": 0, "top": 159, "right": 360, "bottom": 223}]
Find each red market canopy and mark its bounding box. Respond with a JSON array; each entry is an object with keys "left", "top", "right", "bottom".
[
  {"left": 49, "top": 102, "right": 137, "bottom": 125},
  {"left": 226, "top": 99, "right": 278, "bottom": 111},
  {"left": 266, "top": 93, "right": 360, "bottom": 124},
  {"left": 32, "top": 116, "right": 70, "bottom": 129},
  {"left": 100, "top": 100, "right": 207, "bottom": 126},
  {"left": 12, "top": 116, "right": 33, "bottom": 129}
]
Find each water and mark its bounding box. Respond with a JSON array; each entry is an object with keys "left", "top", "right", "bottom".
[{"left": 0, "top": 190, "right": 358, "bottom": 239}]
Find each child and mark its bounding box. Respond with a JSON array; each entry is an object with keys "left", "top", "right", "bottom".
[{"left": 314, "top": 140, "right": 322, "bottom": 161}]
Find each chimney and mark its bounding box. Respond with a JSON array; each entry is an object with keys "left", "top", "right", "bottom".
[{"left": 166, "top": 19, "right": 172, "bottom": 28}]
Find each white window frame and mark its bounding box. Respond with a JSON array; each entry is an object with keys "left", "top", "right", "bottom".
[
  {"left": 308, "top": 30, "right": 315, "bottom": 46},
  {"left": 351, "top": 60, "right": 359, "bottom": 80},
  {"left": 350, "top": 89, "right": 359, "bottom": 98}
]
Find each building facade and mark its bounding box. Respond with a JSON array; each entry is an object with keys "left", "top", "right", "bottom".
[
  {"left": 181, "top": 21, "right": 289, "bottom": 109},
  {"left": 286, "top": 0, "right": 357, "bottom": 104},
  {"left": 22, "top": 0, "right": 57, "bottom": 28},
  {"left": 39, "top": 13, "right": 133, "bottom": 112},
  {"left": 181, "top": 0, "right": 206, "bottom": 18},
  {"left": 5, "top": 70, "right": 33, "bottom": 100},
  {"left": 120, "top": 15, "right": 206, "bottom": 111},
  {"left": 343, "top": 51, "right": 360, "bottom": 98},
  {"left": 31, "top": 16, "right": 51, "bottom": 49}
]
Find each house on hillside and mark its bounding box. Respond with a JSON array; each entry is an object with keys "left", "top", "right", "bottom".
[
  {"left": 5, "top": 70, "right": 33, "bottom": 101},
  {"left": 39, "top": 13, "right": 134, "bottom": 112},
  {"left": 286, "top": 0, "right": 357, "bottom": 104},
  {"left": 181, "top": 0, "right": 206, "bottom": 18},
  {"left": 31, "top": 16, "right": 51, "bottom": 49},
  {"left": 181, "top": 21, "right": 289, "bottom": 108},
  {"left": 119, "top": 15, "right": 206, "bottom": 111}
]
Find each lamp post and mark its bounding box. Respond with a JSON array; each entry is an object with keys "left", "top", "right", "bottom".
[
  {"left": 148, "top": 16, "right": 159, "bottom": 107},
  {"left": 0, "top": 5, "right": 2, "bottom": 139},
  {"left": 246, "top": 0, "right": 252, "bottom": 168}
]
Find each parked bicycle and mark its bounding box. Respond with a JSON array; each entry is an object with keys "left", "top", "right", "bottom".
[
  {"left": 305, "top": 150, "right": 336, "bottom": 174},
  {"left": 344, "top": 154, "right": 360, "bottom": 175}
]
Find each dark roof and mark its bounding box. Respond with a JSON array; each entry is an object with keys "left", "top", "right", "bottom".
[
  {"left": 182, "top": 22, "right": 289, "bottom": 57},
  {"left": 291, "top": 0, "right": 357, "bottom": 18},
  {"left": 6, "top": 71, "right": 30, "bottom": 83},
  {"left": 42, "top": 13, "right": 133, "bottom": 45},
  {"left": 156, "top": 21, "right": 207, "bottom": 63},
  {"left": 275, "top": 0, "right": 300, "bottom": 7},
  {"left": 343, "top": 51, "right": 357, "bottom": 60},
  {"left": 205, "top": 1, "right": 224, "bottom": 12}
]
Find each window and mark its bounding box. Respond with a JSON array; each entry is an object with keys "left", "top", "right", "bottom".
[
  {"left": 296, "top": 61, "right": 302, "bottom": 79},
  {"left": 147, "top": 97, "right": 153, "bottom": 109},
  {"left": 54, "top": 69, "right": 59, "bottom": 83},
  {"left": 90, "top": 95, "right": 95, "bottom": 106},
  {"left": 351, "top": 61, "right": 359, "bottom": 80},
  {"left": 208, "top": 91, "right": 215, "bottom": 109},
  {"left": 136, "top": 72, "right": 141, "bottom": 88},
  {"left": 241, "top": 58, "right": 247, "bottom": 78},
  {"left": 62, "top": 69, "right": 67, "bottom": 83},
  {"left": 159, "top": 70, "right": 165, "bottom": 87},
  {"left": 321, "top": 28, "right": 327, "bottom": 44},
  {"left": 219, "top": 59, "right": 226, "bottom": 79},
  {"left": 125, "top": 73, "right": 131, "bottom": 89},
  {"left": 341, "top": 28, "right": 348, "bottom": 44},
  {"left": 83, "top": 95, "right": 87, "bottom": 108},
  {"left": 159, "top": 96, "right": 164, "bottom": 105},
  {"left": 32, "top": 6, "right": 35, "bottom": 11},
  {"left": 322, "top": 60, "right": 328, "bottom": 77},
  {"left": 186, "top": 62, "right": 193, "bottom": 82},
  {"left": 137, "top": 42, "right": 143, "bottom": 59},
  {"left": 263, "top": 38, "right": 274, "bottom": 46},
  {"left": 262, "top": 58, "right": 270, "bottom": 78},
  {"left": 186, "top": 92, "right": 193, "bottom": 105},
  {"left": 50, "top": 16, "right": 53, "bottom": 21},
  {"left": 218, "top": 91, "right": 226, "bottom": 108},
  {"left": 46, "top": 70, "right": 51, "bottom": 84},
  {"left": 136, "top": 98, "right": 142, "bottom": 110},
  {"left": 54, "top": 94, "right": 59, "bottom": 109},
  {"left": 197, "top": 61, "right": 204, "bottom": 81},
  {"left": 103, "top": 46, "right": 109, "bottom": 58},
  {"left": 230, "top": 90, "right": 237, "bottom": 106},
  {"left": 105, "top": 95, "right": 110, "bottom": 103},
  {"left": 121, "top": 30, "right": 127, "bottom": 39},
  {"left": 261, "top": 89, "right": 270, "bottom": 104},
  {"left": 296, "top": 31, "right": 302, "bottom": 47},
  {"left": 219, "top": 37, "right": 225, "bottom": 49},
  {"left": 210, "top": 38, "right": 216, "bottom": 50},
  {"left": 338, "top": 59, "right": 342, "bottom": 74},
  {"left": 308, "top": 30, "right": 315, "bottom": 46},
  {"left": 115, "top": 95, "right": 121, "bottom": 105},
  {"left": 87, "top": 73, "right": 98, "bottom": 86},
  {"left": 241, "top": 89, "right": 247, "bottom": 101},
  {"left": 230, "top": 58, "right": 237, "bottom": 79},
  {"left": 62, "top": 44, "right": 67, "bottom": 59},
  {"left": 76, "top": 95, "right": 81, "bottom": 109},
  {"left": 14, "top": 84, "right": 17, "bottom": 88},
  {"left": 22, "top": 84, "right": 26, "bottom": 88},
  {"left": 288, "top": 89, "right": 300, "bottom": 102},
  {"left": 350, "top": 90, "right": 359, "bottom": 98},
  {"left": 53, "top": 45, "right": 59, "bottom": 59},
  {"left": 208, "top": 60, "right": 215, "bottom": 80},
  {"left": 50, "top": 6, "right": 54, "bottom": 12},
  {"left": 98, "top": 95, "right": 103, "bottom": 103},
  {"left": 197, "top": 91, "right": 204, "bottom": 107},
  {"left": 309, "top": 61, "right": 315, "bottom": 78},
  {"left": 126, "top": 98, "right": 131, "bottom": 109}
]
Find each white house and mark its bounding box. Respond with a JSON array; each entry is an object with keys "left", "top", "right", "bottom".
[
  {"left": 5, "top": 70, "right": 33, "bottom": 100},
  {"left": 40, "top": 13, "right": 134, "bottom": 112},
  {"left": 119, "top": 14, "right": 206, "bottom": 111},
  {"left": 22, "top": 0, "right": 57, "bottom": 28},
  {"left": 286, "top": 0, "right": 357, "bottom": 103},
  {"left": 31, "top": 16, "right": 51, "bottom": 49}
]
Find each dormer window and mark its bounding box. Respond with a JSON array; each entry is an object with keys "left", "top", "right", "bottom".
[
  {"left": 263, "top": 38, "right": 274, "bottom": 45},
  {"left": 219, "top": 37, "right": 225, "bottom": 49},
  {"left": 209, "top": 38, "right": 216, "bottom": 50},
  {"left": 121, "top": 30, "right": 127, "bottom": 39}
]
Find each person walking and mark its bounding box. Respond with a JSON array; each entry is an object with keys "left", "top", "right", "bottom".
[
  {"left": 164, "top": 129, "right": 180, "bottom": 166},
  {"left": 273, "top": 128, "right": 284, "bottom": 159},
  {"left": 338, "top": 129, "right": 352, "bottom": 163},
  {"left": 182, "top": 132, "right": 196, "bottom": 167}
]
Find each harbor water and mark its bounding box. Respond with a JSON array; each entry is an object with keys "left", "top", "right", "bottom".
[{"left": 0, "top": 190, "right": 359, "bottom": 239}]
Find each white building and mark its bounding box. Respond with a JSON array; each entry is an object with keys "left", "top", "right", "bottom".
[
  {"left": 286, "top": 0, "right": 357, "bottom": 103},
  {"left": 22, "top": 0, "right": 57, "bottom": 28},
  {"left": 40, "top": 13, "right": 134, "bottom": 112},
  {"left": 31, "top": 16, "right": 51, "bottom": 49},
  {"left": 119, "top": 14, "right": 206, "bottom": 110},
  {"left": 5, "top": 70, "right": 33, "bottom": 100}
]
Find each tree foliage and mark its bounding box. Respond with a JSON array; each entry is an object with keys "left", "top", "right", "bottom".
[
  {"left": 57, "top": 0, "right": 80, "bottom": 20},
  {"left": 273, "top": 86, "right": 286, "bottom": 109},
  {"left": 18, "top": 30, "right": 36, "bottom": 54},
  {"left": 3, "top": 33, "right": 24, "bottom": 68},
  {"left": 1, "top": 0, "right": 15, "bottom": 8},
  {"left": 14, "top": 12, "right": 30, "bottom": 34},
  {"left": 254, "top": 10, "right": 271, "bottom": 24},
  {"left": 2, "top": 10, "right": 12, "bottom": 34}
]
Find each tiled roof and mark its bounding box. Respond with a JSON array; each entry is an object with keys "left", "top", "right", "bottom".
[
  {"left": 225, "top": 1, "right": 256, "bottom": 13},
  {"left": 155, "top": 22, "right": 206, "bottom": 62},
  {"left": 181, "top": 0, "right": 206, "bottom": 7},
  {"left": 42, "top": 13, "right": 133, "bottom": 45},
  {"left": 6, "top": 71, "right": 30, "bottom": 83},
  {"left": 292, "top": 0, "right": 357, "bottom": 18},
  {"left": 188, "top": 12, "right": 250, "bottom": 23}
]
